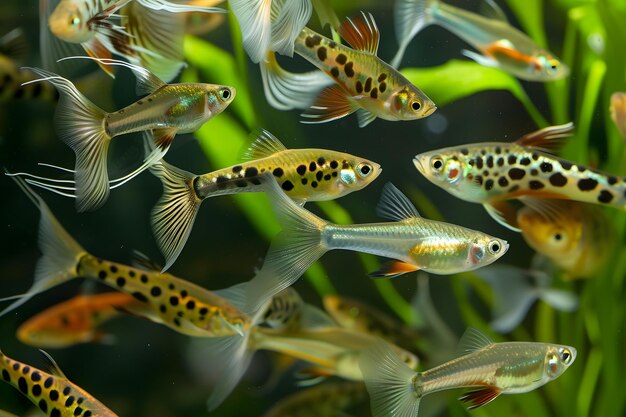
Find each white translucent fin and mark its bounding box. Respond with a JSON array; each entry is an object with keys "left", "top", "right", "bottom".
[
  {"left": 356, "top": 109, "right": 377, "bottom": 128},
  {"left": 149, "top": 159, "right": 201, "bottom": 272},
  {"left": 479, "top": 0, "right": 508, "bottom": 22},
  {"left": 539, "top": 289, "right": 578, "bottom": 312},
  {"left": 39, "top": 350, "right": 67, "bottom": 378},
  {"left": 518, "top": 197, "right": 564, "bottom": 223},
  {"left": 137, "top": 0, "right": 226, "bottom": 13},
  {"left": 242, "top": 128, "right": 287, "bottom": 160},
  {"left": 301, "top": 303, "right": 336, "bottom": 329},
  {"left": 24, "top": 67, "right": 110, "bottom": 211},
  {"left": 484, "top": 203, "right": 521, "bottom": 232},
  {"left": 359, "top": 341, "right": 421, "bottom": 417},
  {"left": 457, "top": 328, "right": 494, "bottom": 355},
  {"left": 474, "top": 265, "right": 539, "bottom": 333},
  {"left": 131, "top": 250, "right": 163, "bottom": 272},
  {"left": 215, "top": 282, "right": 250, "bottom": 314},
  {"left": 392, "top": 0, "right": 436, "bottom": 68},
  {"left": 376, "top": 183, "right": 421, "bottom": 221},
  {"left": 411, "top": 273, "right": 457, "bottom": 349},
  {"left": 0, "top": 175, "right": 85, "bottom": 317},
  {"left": 461, "top": 50, "right": 499, "bottom": 68},
  {"left": 270, "top": 0, "right": 312, "bottom": 58},
  {"left": 231, "top": 0, "right": 272, "bottom": 63},
  {"left": 245, "top": 175, "right": 328, "bottom": 313},
  {"left": 260, "top": 51, "right": 333, "bottom": 110}
]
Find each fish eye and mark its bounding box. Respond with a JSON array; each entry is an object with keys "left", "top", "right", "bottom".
[
  {"left": 560, "top": 348, "right": 572, "bottom": 364},
  {"left": 357, "top": 163, "right": 372, "bottom": 177},
  {"left": 430, "top": 157, "right": 443, "bottom": 172},
  {"left": 554, "top": 233, "right": 562, "bottom": 241},
  {"left": 488, "top": 240, "right": 501, "bottom": 254},
  {"left": 410, "top": 100, "right": 421, "bottom": 111},
  {"left": 68, "top": 15, "right": 80, "bottom": 26},
  {"left": 220, "top": 88, "right": 231, "bottom": 100}
]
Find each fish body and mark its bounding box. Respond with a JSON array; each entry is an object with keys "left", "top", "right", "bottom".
[
  {"left": 0, "top": 57, "right": 59, "bottom": 103},
  {"left": 17, "top": 292, "right": 138, "bottom": 348},
  {"left": 149, "top": 129, "right": 380, "bottom": 270},
  {"left": 393, "top": 0, "right": 568, "bottom": 81},
  {"left": 245, "top": 179, "right": 508, "bottom": 312},
  {"left": 0, "top": 350, "right": 118, "bottom": 416},
  {"left": 413, "top": 124, "right": 626, "bottom": 230},
  {"left": 517, "top": 201, "right": 615, "bottom": 279},
  {"left": 262, "top": 12, "right": 436, "bottom": 127},
  {"left": 360, "top": 328, "right": 576, "bottom": 416}
]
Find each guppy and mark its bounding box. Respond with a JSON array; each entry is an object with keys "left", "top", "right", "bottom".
[
  {"left": 359, "top": 328, "right": 576, "bottom": 417},
  {"left": 0, "top": 350, "right": 118, "bottom": 416},
  {"left": 150, "top": 129, "right": 381, "bottom": 271},
  {"left": 24, "top": 59, "right": 235, "bottom": 211},
  {"left": 262, "top": 11, "right": 436, "bottom": 127},
  {"left": 0, "top": 176, "right": 249, "bottom": 339},
  {"left": 17, "top": 292, "right": 141, "bottom": 348},
  {"left": 413, "top": 123, "right": 626, "bottom": 231},
  {"left": 245, "top": 178, "right": 508, "bottom": 311},
  {"left": 392, "top": 0, "right": 569, "bottom": 81}
]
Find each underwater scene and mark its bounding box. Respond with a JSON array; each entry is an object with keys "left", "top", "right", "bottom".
[{"left": 0, "top": 0, "right": 625, "bottom": 415}]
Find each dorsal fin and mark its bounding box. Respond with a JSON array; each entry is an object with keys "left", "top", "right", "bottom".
[
  {"left": 515, "top": 123, "right": 574, "bottom": 153},
  {"left": 457, "top": 328, "right": 494, "bottom": 356},
  {"left": 242, "top": 129, "right": 288, "bottom": 160},
  {"left": 376, "top": 183, "right": 421, "bottom": 221},
  {"left": 131, "top": 250, "right": 163, "bottom": 272},
  {"left": 338, "top": 11, "right": 380, "bottom": 55},
  {"left": 479, "top": 0, "right": 509, "bottom": 23},
  {"left": 39, "top": 350, "right": 67, "bottom": 379}
]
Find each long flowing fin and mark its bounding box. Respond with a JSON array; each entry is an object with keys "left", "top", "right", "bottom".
[
  {"left": 338, "top": 11, "right": 380, "bottom": 55},
  {"left": 23, "top": 67, "right": 110, "bottom": 211},
  {"left": 245, "top": 175, "right": 328, "bottom": 313},
  {"left": 149, "top": 159, "right": 201, "bottom": 272},
  {"left": 230, "top": 0, "right": 272, "bottom": 63},
  {"left": 301, "top": 85, "right": 358, "bottom": 124},
  {"left": 515, "top": 122, "right": 574, "bottom": 152},
  {"left": 359, "top": 341, "right": 421, "bottom": 417},
  {"left": 260, "top": 51, "right": 333, "bottom": 110},
  {"left": 392, "top": 0, "right": 437, "bottom": 68},
  {"left": 270, "top": 0, "right": 312, "bottom": 58},
  {"left": 137, "top": 0, "right": 226, "bottom": 13},
  {"left": 0, "top": 175, "right": 85, "bottom": 317}
]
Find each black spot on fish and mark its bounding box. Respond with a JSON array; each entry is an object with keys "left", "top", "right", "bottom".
[
  {"left": 324, "top": 174, "right": 331, "bottom": 180},
  {"left": 486, "top": 156, "right": 494, "bottom": 168},
  {"left": 540, "top": 162, "right": 553, "bottom": 173},
  {"left": 356, "top": 81, "right": 363, "bottom": 93},
  {"left": 297, "top": 164, "right": 306, "bottom": 175},
  {"left": 216, "top": 176, "right": 229, "bottom": 189},
  {"left": 273, "top": 167, "right": 284, "bottom": 177},
  {"left": 608, "top": 176, "right": 618, "bottom": 185},
  {"left": 98, "top": 270, "right": 107, "bottom": 280},
  {"left": 498, "top": 177, "right": 509, "bottom": 187},
  {"left": 305, "top": 36, "right": 317, "bottom": 48},
  {"left": 110, "top": 265, "right": 118, "bottom": 273},
  {"left": 530, "top": 169, "right": 538, "bottom": 176},
  {"left": 44, "top": 377, "right": 53, "bottom": 388},
  {"left": 232, "top": 165, "right": 242, "bottom": 173},
  {"left": 317, "top": 47, "right": 327, "bottom": 61},
  {"left": 236, "top": 180, "right": 247, "bottom": 187},
  {"left": 485, "top": 179, "right": 494, "bottom": 191},
  {"left": 344, "top": 62, "right": 354, "bottom": 77},
  {"left": 560, "top": 161, "right": 572, "bottom": 170},
  {"left": 51, "top": 409, "right": 60, "bottom": 417},
  {"left": 532, "top": 153, "right": 539, "bottom": 161},
  {"left": 140, "top": 274, "right": 148, "bottom": 283},
  {"left": 330, "top": 67, "right": 339, "bottom": 78},
  {"left": 186, "top": 300, "right": 196, "bottom": 310},
  {"left": 578, "top": 178, "right": 598, "bottom": 191},
  {"left": 509, "top": 168, "right": 526, "bottom": 180},
  {"left": 364, "top": 77, "right": 372, "bottom": 92},
  {"left": 74, "top": 407, "right": 83, "bottom": 416},
  {"left": 519, "top": 157, "right": 531, "bottom": 166},
  {"left": 132, "top": 292, "right": 148, "bottom": 303},
  {"left": 84, "top": 411, "right": 92, "bottom": 417},
  {"left": 316, "top": 171, "right": 323, "bottom": 181},
  {"left": 12, "top": 363, "right": 19, "bottom": 371},
  {"left": 2, "top": 370, "right": 9, "bottom": 382},
  {"left": 170, "top": 296, "right": 179, "bottom": 306},
  {"left": 598, "top": 190, "right": 613, "bottom": 203},
  {"left": 116, "top": 277, "right": 126, "bottom": 287},
  {"left": 181, "top": 290, "right": 188, "bottom": 298},
  {"left": 282, "top": 180, "right": 294, "bottom": 191},
  {"left": 480, "top": 149, "right": 486, "bottom": 155},
  {"left": 507, "top": 155, "right": 517, "bottom": 165},
  {"left": 460, "top": 148, "right": 469, "bottom": 155},
  {"left": 245, "top": 167, "right": 258, "bottom": 177},
  {"left": 174, "top": 318, "right": 181, "bottom": 327},
  {"left": 49, "top": 389, "right": 59, "bottom": 401},
  {"left": 328, "top": 41, "right": 337, "bottom": 48},
  {"left": 160, "top": 305, "right": 166, "bottom": 313},
  {"left": 137, "top": 100, "right": 144, "bottom": 105},
  {"left": 475, "top": 157, "right": 484, "bottom": 169},
  {"left": 483, "top": 170, "right": 490, "bottom": 177},
  {"left": 370, "top": 87, "right": 378, "bottom": 99},
  {"left": 65, "top": 396, "right": 74, "bottom": 407},
  {"left": 468, "top": 159, "right": 475, "bottom": 166},
  {"left": 151, "top": 287, "right": 161, "bottom": 297},
  {"left": 63, "top": 387, "right": 71, "bottom": 395},
  {"left": 379, "top": 82, "right": 386, "bottom": 93},
  {"left": 168, "top": 283, "right": 175, "bottom": 290},
  {"left": 330, "top": 160, "right": 338, "bottom": 169},
  {"left": 497, "top": 157, "right": 504, "bottom": 167},
  {"left": 199, "top": 307, "right": 208, "bottom": 315},
  {"left": 475, "top": 175, "right": 483, "bottom": 185},
  {"left": 318, "top": 157, "right": 326, "bottom": 165},
  {"left": 529, "top": 180, "right": 545, "bottom": 190},
  {"left": 39, "top": 399, "right": 47, "bottom": 413},
  {"left": 549, "top": 173, "right": 567, "bottom": 187},
  {"left": 309, "top": 162, "right": 317, "bottom": 172},
  {"left": 311, "top": 181, "right": 318, "bottom": 188},
  {"left": 495, "top": 146, "right": 502, "bottom": 154},
  {"left": 509, "top": 185, "right": 520, "bottom": 193},
  {"left": 336, "top": 54, "right": 347, "bottom": 65},
  {"left": 129, "top": 270, "right": 135, "bottom": 278},
  {"left": 22, "top": 366, "right": 30, "bottom": 375},
  {"left": 301, "top": 178, "right": 307, "bottom": 185}
]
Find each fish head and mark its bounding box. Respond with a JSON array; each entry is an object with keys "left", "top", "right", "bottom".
[
  {"left": 48, "top": 1, "right": 91, "bottom": 43},
  {"left": 388, "top": 86, "right": 436, "bottom": 121},
  {"left": 530, "top": 51, "right": 569, "bottom": 81},
  {"left": 334, "top": 155, "right": 381, "bottom": 194},
  {"left": 544, "top": 344, "right": 576, "bottom": 380},
  {"left": 205, "top": 84, "right": 236, "bottom": 114},
  {"left": 517, "top": 206, "right": 581, "bottom": 258},
  {"left": 466, "top": 235, "right": 509, "bottom": 269}
]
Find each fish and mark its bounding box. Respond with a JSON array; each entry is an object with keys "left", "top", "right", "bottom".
[
  {"left": 261, "top": 11, "right": 436, "bottom": 127},
  {"left": 0, "top": 349, "right": 118, "bottom": 416},
  {"left": 359, "top": 328, "right": 576, "bottom": 417},
  {"left": 41, "top": 0, "right": 225, "bottom": 80},
  {"left": 148, "top": 129, "right": 381, "bottom": 270},
  {"left": 413, "top": 123, "right": 626, "bottom": 231},
  {"left": 516, "top": 199, "right": 615, "bottom": 279},
  {"left": 610, "top": 92, "right": 626, "bottom": 140},
  {"left": 20, "top": 58, "right": 235, "bottom": 211},
  {"left": 262, "top": 381, "right": 368, "bottom": 417},
  {"left": 16, "top": 292, "right": 142, "bottom": 348},
  {"left": 392, "top": 0, "right": 569, "bottom": 81},
  {"left": 475, "top": 264, "right": 578, "bottom": 333},
  {"left": 245, "top": 177, "right": 508, "bottom": 312},
  {"left": 323, "top": 294, "right": 422, "bottom": 353},
  {"left": 0, "top": 176, "right": 249, "bottom": 339}
]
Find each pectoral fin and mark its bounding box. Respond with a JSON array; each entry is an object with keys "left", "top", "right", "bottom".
[
  {"left": 484, "top": 201, "right": 521, "bottom": 232},
  {"left": 459, "top": 387, "right": 502, "bottom": 409},
  {"left": 461, "top": 49, "right": 498, "bottom": 68},
  {"left": 369, "top": 261, "right": 420, "bottom": 278}
]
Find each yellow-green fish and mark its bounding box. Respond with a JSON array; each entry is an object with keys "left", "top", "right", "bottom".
[
  {"left": 245, "top": 178, "right": 508, "bottom": 311},
  {"left": 148, "top": 129, "right": 381, "bottom": 270},
  {"left": 22, "top": 58, "right": 235, "bottom": 211},
  {"left": 392, "top": 0, "right": 568, "bottom": 81},
  {"left": 360, "top": 328, "right": 576, "bottom": 416},
  {"left": 0, "top": 176, "right": 249, "bottom": 339},
  {"left": 610, "top": 92, "right": 626, "bottom": 140},
  {"left": 261, "top": 12, "right": 436, "bottom": 127},
  {"left": 413, "top": 123, "right": 626, "bottom": 231},
  {"left": 517, "top": 199, "right": 615, "bottom": 279},
  {"left": 0, "top": 349, "right": 118, "bottom": 416}
]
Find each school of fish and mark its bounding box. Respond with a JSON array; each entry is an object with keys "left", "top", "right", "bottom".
[{"left": 6, "top": 0, "right": 625, "bottom": 415}]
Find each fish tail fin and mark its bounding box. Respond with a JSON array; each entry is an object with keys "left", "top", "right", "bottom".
[
  {"left": 270, "top": 0, "right": 312, "bottom": 58},
  {"left": 245, "top": 175, "right": 328, "bottom": 313},
  {"left": 0, "top": 175, "right": 85, "bottom": 317},
  {"left": 260, "top": 50, "right": 333, "bottom": 110},
  {"left": 149, "top": 159, "right": 201, "bottom": 272},
  {"left": 391, "top": 0, "right": 437, "bottom": 68},
  {"left": 23, "top": 67, "right": 110, "bottom": 211},
  {"left": 359, "top": 340, "right": 422, "bottom": 417}
]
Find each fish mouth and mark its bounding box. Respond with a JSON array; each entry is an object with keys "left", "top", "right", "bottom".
[
  {"left": 412, "top": 156, "right": 425, "bottom": 174},
  {"left": 501, "top": 240, "right": 510, "bottom": 255},
  {"left": 423, "top": 104, "right": 437, "bottom": 118}
]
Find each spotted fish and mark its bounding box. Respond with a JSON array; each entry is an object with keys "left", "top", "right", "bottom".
[
  {"left": 0, "top": 349, "right": 118, "bottom": 417},
  {"left": 261, "top": 11, "right": 436, "bottom": 127},
  {"left": 148, "top": 129, "right": 381, "bottom": 270},
  {"left": 21, "top": 59, "right": 235, "bottom": 211},
  {"left": 17, "top": 292, "right": 142, "bottom": 348},
  {"left": 360, "top": 328, "right": 576, "bottom": 417},
  {"left": 413, "top": 123, "right": 626, "bottom": 231},
  {"left": 392, "top": 0, "right": 569, "bottom": 81},
  {"left": 245, "top": 178, "right": 508, "bottom": 312},
  {"left": 0, "top": 176, "right": 249, "bottom": 339}
]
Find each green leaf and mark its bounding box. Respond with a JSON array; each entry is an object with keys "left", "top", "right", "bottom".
[{"left": 401, "top": 60, "right": 547, "bottom": 127}]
